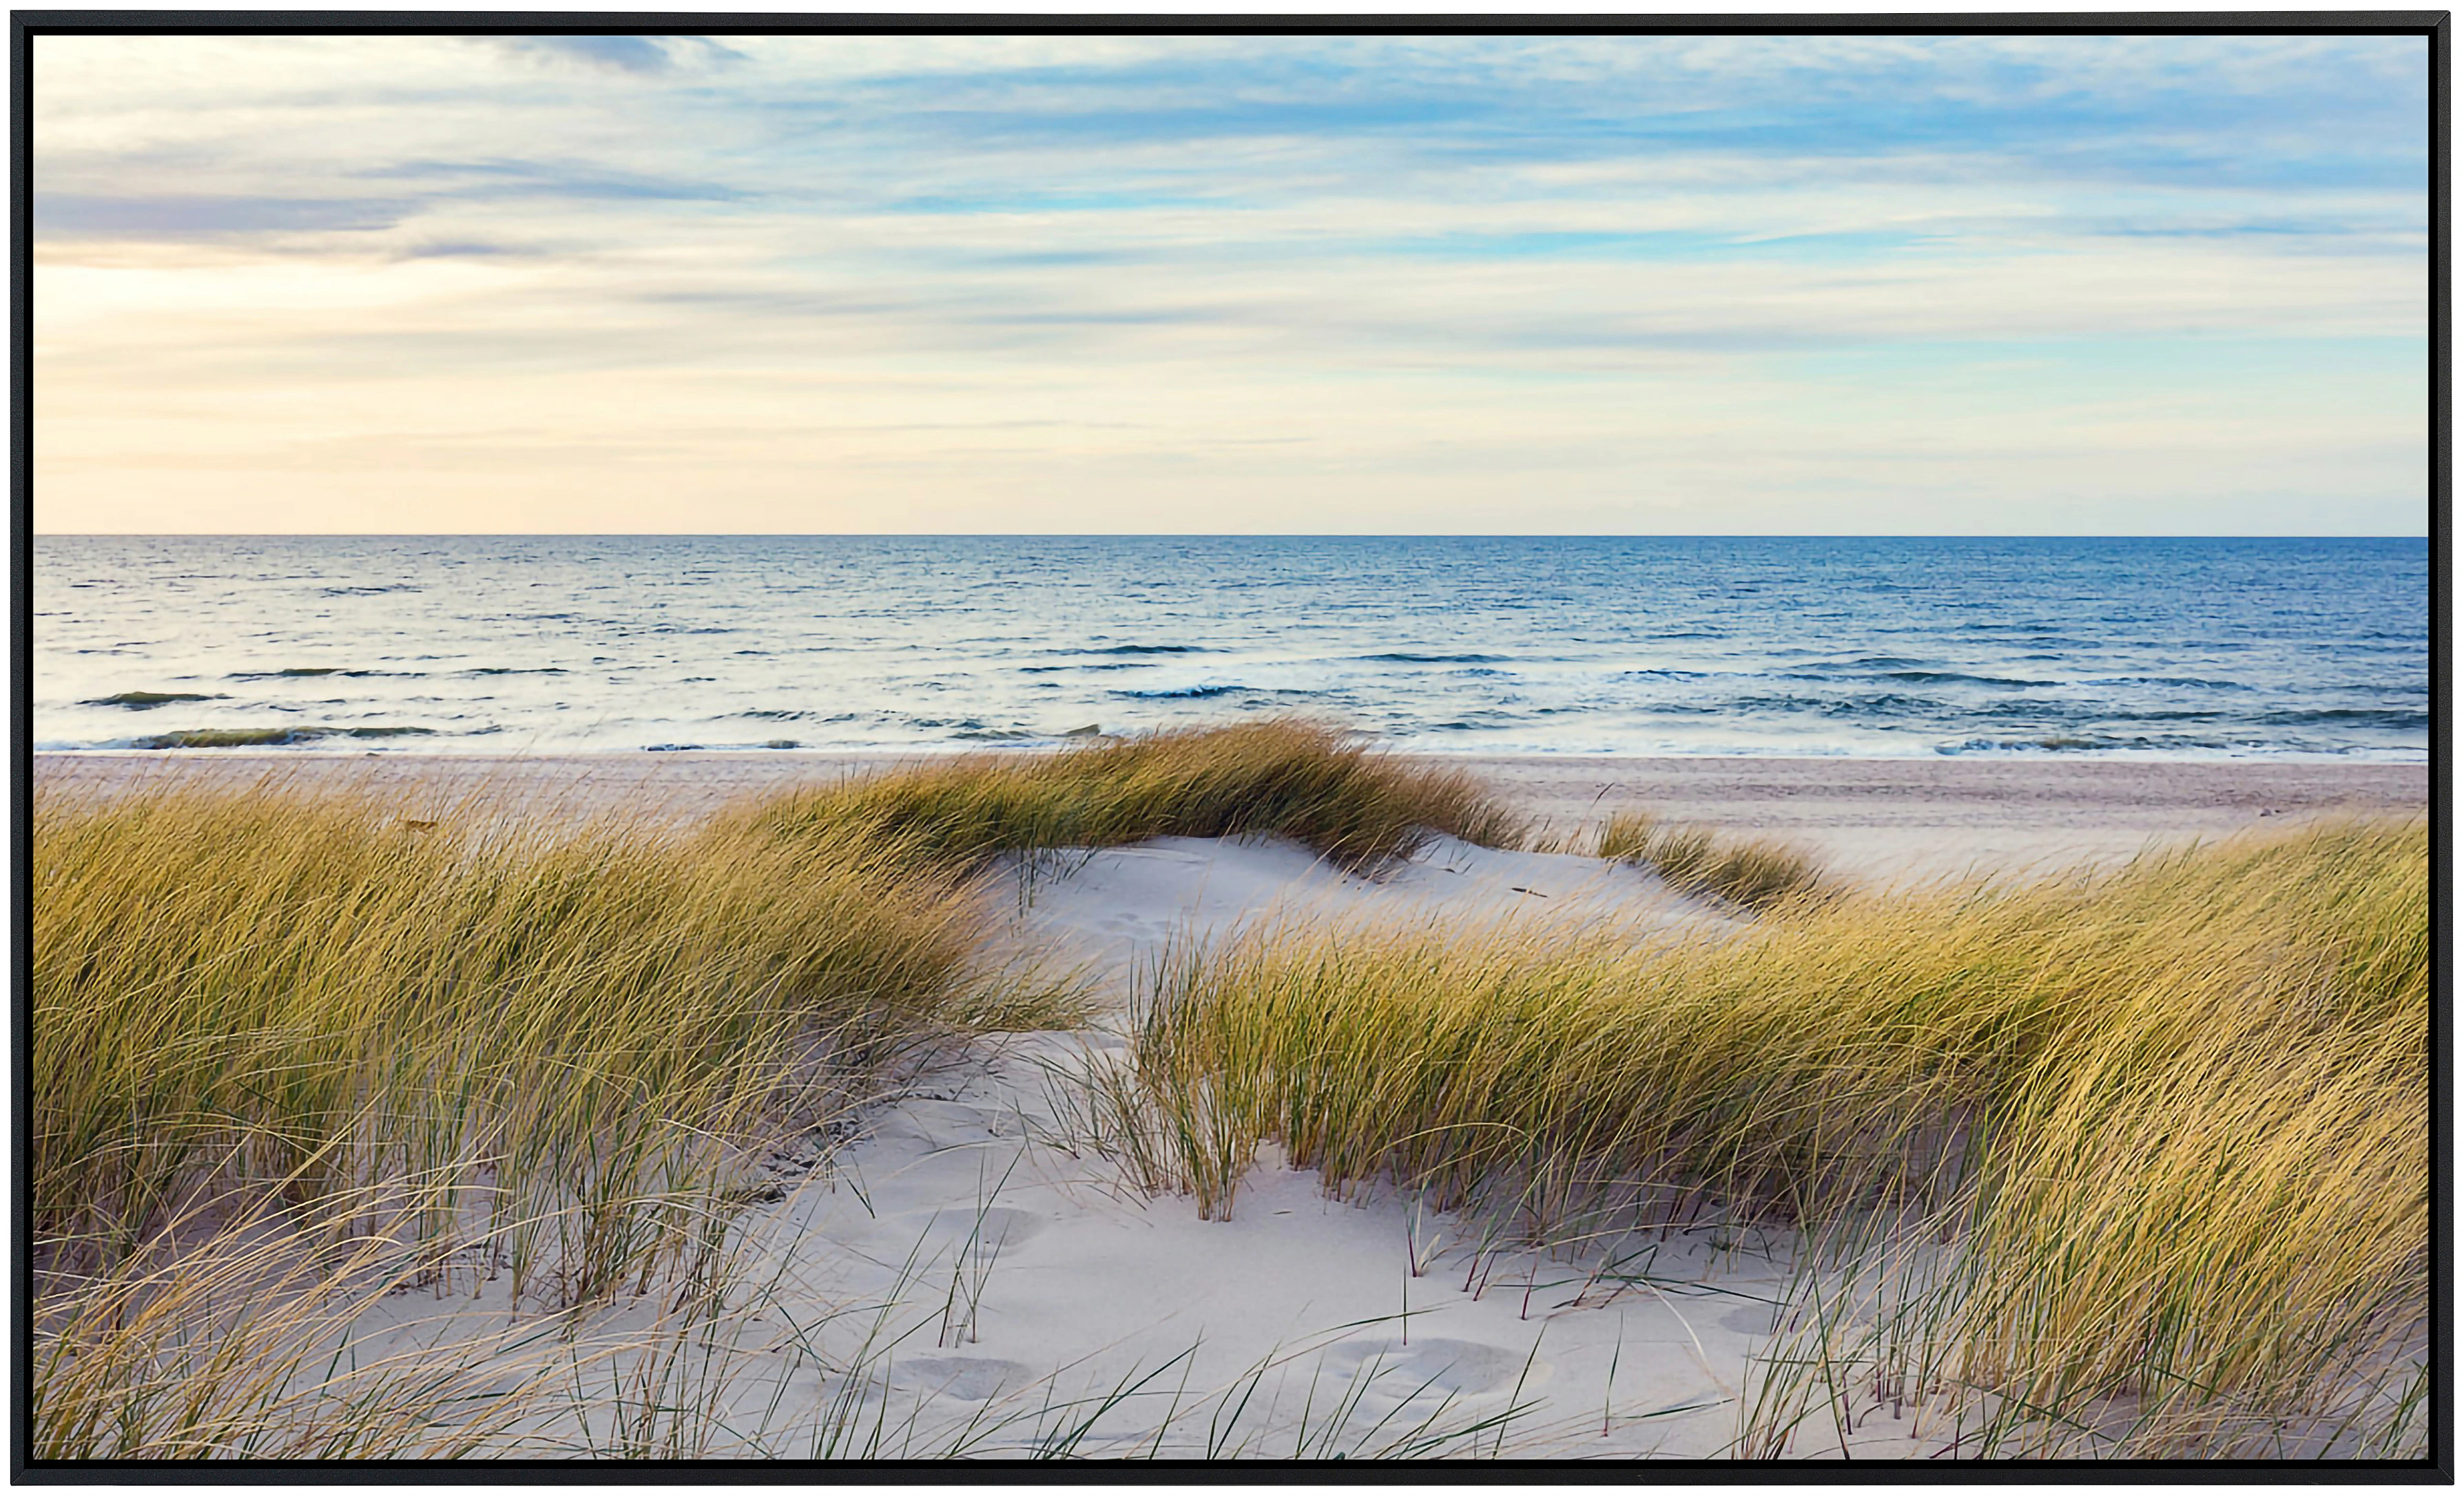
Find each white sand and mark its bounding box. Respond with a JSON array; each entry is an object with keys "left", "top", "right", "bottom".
[
  {"left": 340, "top": 835, "right": 1843, "bottom": 1457},
  {"left": 40, "top": 750, "right": 2424, "bottom": 1457}
]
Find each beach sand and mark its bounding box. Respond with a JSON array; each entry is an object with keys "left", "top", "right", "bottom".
[
  {"left": 32, "top": 749, "right": 2425, "bottom": 880},
  {"left": 34, "top": 750, "right": 2427, "bottom": 1457}
]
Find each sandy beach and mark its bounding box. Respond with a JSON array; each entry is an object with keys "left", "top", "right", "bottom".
[
  {"left": 32, "top": 748, "right": 2427, "bottom": 1458},
  {"left": 32, "top": 749, "right": 2425, "bottom": 880}
]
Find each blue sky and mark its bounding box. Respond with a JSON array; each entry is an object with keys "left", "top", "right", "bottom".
[{"left": 32, "top": 33, "right": 2430, "bottom": 533}]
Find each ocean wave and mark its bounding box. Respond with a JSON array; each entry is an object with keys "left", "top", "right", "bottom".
[
  {"left": 1932, "top": 731, "right": 2298, "bottom": 756},
  {"left": 466, "top": 666, "right": 568, "bottom": 676},
  {"left": 1359, "top": 652, "right": 1507, "bottom": 664},
  {"left": 229, "top": 667, "right": 424, "bottom": 679},
  {"left": 1083, "top": 643, "right": 1210, "bottom": 656},
  {"left": 1935, "top": 737, "right": 2088, "bottom": 755},
  {"left": 132, "top": 725, "right": 440, "bottom": 749},
  {"left": 84, "top": 690, "right": 227, "bottom": 709},
  {"left": 1685, "top": 691, "right": 1952, "bottom": 721},
  {"left": 2081, "top": 676, "right": 2250, "bottom": 691},
  {"left": 2089, "top": 709, "right": 2228, "bottom": 723},
  {"left": 2254, "top": 708, "right": 2430, "bottom": 729},
  {"left": 1878, "top": 670, "right": 2049, "bottom": 688},
  {"left": 1109, "top": 685, "right": 1250, "bottom": 700},
  {"left": 1019, "top": 662, "right": 1153, "bottom": 674},
  {"left": 1934, "top": 735, "right": 2159, "bottom": 755},
  {"left": 649, "top": 738, "right": 807, "bottom": 751}
]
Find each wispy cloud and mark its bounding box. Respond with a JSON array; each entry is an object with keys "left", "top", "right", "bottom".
[
  {"left": 34, "top": 191, "right": 407, "bottom": 239},
  {"left": 474, "top": 35, "right": 747, "bottom": 76},
  {"left": 29, "top": 32, "right": 2430, "bottom": 534}
]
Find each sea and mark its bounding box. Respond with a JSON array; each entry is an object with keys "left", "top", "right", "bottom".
[{"left": 32, "top": 535, "right": 2430, "bottom": 761}]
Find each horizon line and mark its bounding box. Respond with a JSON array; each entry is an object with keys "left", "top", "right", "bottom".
[{"left": 28, "top": 531, "right": 2434, "bottom": 541}]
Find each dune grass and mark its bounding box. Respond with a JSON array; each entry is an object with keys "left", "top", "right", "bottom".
[
  {"left": 716, "top": 718, "right": 1527, "bottom": 871},
  {"left": 1088, "top": 818, "right": 2427, "bottom": 1456},
  {"left": 32, "top": 720, "right": 1526, "bottom": 1459},
  {"left": 1598, "top": 809, "right": 1836, "bottom": 913},
  {"left": 33, "top": 1182, "right": 597, "bottom": 1459},
  {"left": 33, "top": 779, "right": 997, "bottom": 1301},
  {"left": 32, "top": 773, "right": 1017, "bottom": 1458}
]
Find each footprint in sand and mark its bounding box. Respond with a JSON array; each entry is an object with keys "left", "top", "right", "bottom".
[
  {"left": 894, "top": 1205, "right": 1047, "bottom": 1255},
  {"left": 891, "top": 1356, "right": 1033, "bottom": 1402},
  {"left": 1320, "top": 1338, "right": 1546, "bottom": 1400},
  {"left": 869, "top": 1099, "right": 1006, "bottom": 1149},
  {"left": 1717, "top": 1302, "right": 1782, "bottom": 1338}
]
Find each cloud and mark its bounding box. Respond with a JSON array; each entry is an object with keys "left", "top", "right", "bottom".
[
  {"left": 391, "top": 239, "right": 540, "bottom": 260},
  {"left": 33, "top": 191, "right": 405, "bottom": 240},
  {"left": 475, "top": 35, "right": 746, "bottom": 76},
  {"left": 361, "top": 157, "right": 748, "bottom": 204},
  {"left": 27, "top": 32, "right": 2432, "bottom": 534}
]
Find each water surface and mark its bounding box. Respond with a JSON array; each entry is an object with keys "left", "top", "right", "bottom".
[{"left": 34, "top": 535, "right": 2428, "bottom": 759}]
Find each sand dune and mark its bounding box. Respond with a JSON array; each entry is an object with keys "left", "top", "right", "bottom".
[{"left": 33, "top": 750, "right": 2425, "bottom": 1458}]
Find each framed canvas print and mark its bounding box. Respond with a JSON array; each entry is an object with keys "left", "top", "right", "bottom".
[{"left": 16, "top": 11, "right": 2445, "bottom": 1477}]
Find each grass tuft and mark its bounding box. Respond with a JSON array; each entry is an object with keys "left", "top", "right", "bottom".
[
  {"left": 34, "top": 776, "right": 988, "bottom": 1306},
  {"left": 719, "top": 717, "right": 1527, "bottom": 871},
  {"left": 1599, "top": 809, "right": 1836, "bottom": 912}
]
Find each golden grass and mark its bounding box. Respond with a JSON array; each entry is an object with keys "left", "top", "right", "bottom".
[
  {"left": 1597, "top": 809, "right": 1836, "bottom": 912},
  {"left": 34, "top": 778, "right": 991, "bottom": 1307},
  {"left": 716, "top": 717, "right": 1527, "bottom": 871},
  {"left": 34, "top": 1183, "right": 588, "bottom": 1459},
  {"left": 1094, "top": 819, "right": 2427, "bottom": 1455},
  {"left": 32, "top": 720, "right": 1524, "bottom": 1458}
]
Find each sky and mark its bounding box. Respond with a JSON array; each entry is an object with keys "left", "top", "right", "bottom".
[{"left": 30, "top": 32, "right": 2432, "bottom": 534}]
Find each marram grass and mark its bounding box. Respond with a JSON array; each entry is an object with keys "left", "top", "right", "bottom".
[
  {"left": 33, "top": 778, "right": 993, "bottom": 1307},
  {"left": 1597, "top": 809, "right": 1836, "bottom": 913},
  {"left": 31, "top": 720, "right": 1525, "bottom": 1458},
  {"left": 715, "top": 717, "right": 1529, "bottom": 870},
  {"left": 1095, "top": 818, "right": 2427, "bottom": 1457}
]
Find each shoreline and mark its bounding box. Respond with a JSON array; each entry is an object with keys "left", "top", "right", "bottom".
[{"left": 34, "top": 748, "right": 2427, "bottom": 879}]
